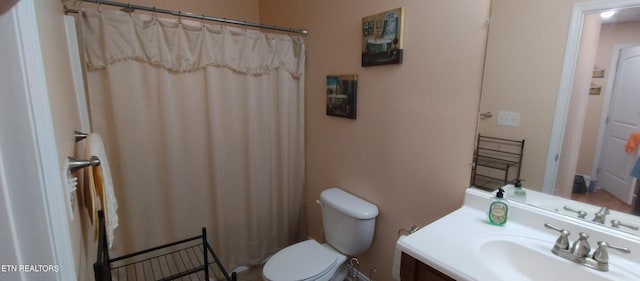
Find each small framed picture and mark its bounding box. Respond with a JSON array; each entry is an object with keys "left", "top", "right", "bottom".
[
  {"left": 326, "top": 74, "right": 358, "bottom": 119},
  {"left": 362, "top": 7, "right": 405, "bottom": 67}
]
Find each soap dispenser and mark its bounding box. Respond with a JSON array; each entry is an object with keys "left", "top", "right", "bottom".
[
  {"left": 512, "top": 179, "right": 526, "bottom": 201},
  {"left": 488, "top": 188, "right": 509, "bottom": 226}
]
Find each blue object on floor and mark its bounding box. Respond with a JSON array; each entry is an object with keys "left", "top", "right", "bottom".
[{"left": 632, "top": 156, "right": 640, "bottom": 178}]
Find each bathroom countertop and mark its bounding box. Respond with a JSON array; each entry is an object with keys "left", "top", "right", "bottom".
[
  {"left": 395, "top": 188, "right": 640, "bottom": 281},
  {"left": 397, "top": 205, "right": 553, "bottom": 281}
]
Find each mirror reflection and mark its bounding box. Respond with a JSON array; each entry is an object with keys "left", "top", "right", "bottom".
[{"left": 473, "top": 0, "right": 640, "bottom": 236}]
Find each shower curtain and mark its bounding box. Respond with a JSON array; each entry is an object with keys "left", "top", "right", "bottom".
[{"left": 79, "top": 8, "right": 305, "bottom": 270}]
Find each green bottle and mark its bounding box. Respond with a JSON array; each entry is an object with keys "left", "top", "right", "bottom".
[
  {"left": 488, "top": 188, "right": 509, "bottom": 226},
  {"left": 512, "top": 179, "right": 526, "bottom": 201}
]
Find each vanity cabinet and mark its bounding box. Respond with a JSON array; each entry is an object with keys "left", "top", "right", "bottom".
[{"left": 400, "top": 252, "right": 455, "bottom": 281}]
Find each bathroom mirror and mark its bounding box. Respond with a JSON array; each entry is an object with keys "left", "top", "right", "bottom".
[{"left": 473, "top": 0, "right": 640, "bottom": 235}]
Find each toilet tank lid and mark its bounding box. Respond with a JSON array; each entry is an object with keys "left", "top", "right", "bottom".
[{"left": 320, "top": 188, "right": 379, "bottom": 219}]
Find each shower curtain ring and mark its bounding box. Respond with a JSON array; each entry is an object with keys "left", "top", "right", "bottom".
[
  {"left": 201, "top": 14, "right": 205, "bottom": 27},
  {"left": 152, "top": 6, "right": 157, "bottom": 19},
  {"left": 178, "top": 11, "right": 182, "bottom": 24}
]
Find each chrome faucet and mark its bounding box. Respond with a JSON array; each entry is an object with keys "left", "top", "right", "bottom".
[
  {"left": 544, "top": 223, "right": 570, "bottom": 253},
  {"left": 563, "top": 206, "right": 587, "bottom": 219},
  {"left": 570, "top": 232, "right": 591, "bottom": 257},
  {"left": 610, "top": 220, "right": 640, "bottom": 230},
  {"left": 592, "top": 241, "right": 632, "bottom": 266},
  {"left": 592, "top": 207, "right": 610, "bottom": 224},
  {"left": 544, "top": 223, "right": 631, "bottom": 272}
]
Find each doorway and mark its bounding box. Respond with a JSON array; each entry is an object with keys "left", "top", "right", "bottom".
[{"left": 591, "top": 44, "right": 640, "bottom": 205}]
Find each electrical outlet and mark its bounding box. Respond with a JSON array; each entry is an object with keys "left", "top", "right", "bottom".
[{"left": 497, "top": 111, "right": 520, "bottom": 127}]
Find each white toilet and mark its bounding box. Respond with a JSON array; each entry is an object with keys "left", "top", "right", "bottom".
[{"left": 263, "top": 188, "right": 379, "bottom": 281}]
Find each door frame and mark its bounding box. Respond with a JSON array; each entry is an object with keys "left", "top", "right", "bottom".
[{"left": 0, "top": 1, "right": 76, "bottom": 280}]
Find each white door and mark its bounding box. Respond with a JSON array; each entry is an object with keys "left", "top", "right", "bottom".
[{"left": 597, "top": 45, "right": 640, "bottom": 204}]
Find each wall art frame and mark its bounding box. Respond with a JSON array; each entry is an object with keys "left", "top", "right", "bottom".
[
  {"left": 361, "top": 7, "right": 405, "bottom": 67},
  {"left": 326, "top": 74, "right": 358, "bottom": 119}
]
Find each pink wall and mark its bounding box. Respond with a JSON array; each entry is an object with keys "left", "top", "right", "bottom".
[
  {"left": 477, "top": 0, "right": 579, "bottom": 190},
  {"left": 34, "top": 1, "right": 88, "bottom": 278},
  {"left": 556, "top": 14, "right": 601, "bottom": 198},
  {"left": 260, "top": 1, "right": 490, "bottom": 278}
]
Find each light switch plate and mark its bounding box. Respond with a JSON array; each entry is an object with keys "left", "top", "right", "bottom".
[{"left": 497, "top": 111, "right": 520, "bottom": 127}]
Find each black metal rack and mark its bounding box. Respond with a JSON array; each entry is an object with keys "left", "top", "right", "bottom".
[
  {"left": 471, "top": 134, "right": 525, "bottom": 190},
  {"left": 94, "top": 211, "right": 236, "bottom": 281}
]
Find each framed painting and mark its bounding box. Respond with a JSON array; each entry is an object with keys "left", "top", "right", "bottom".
[
  {"left": 361, "top": 7, "right": 405, "bottom": 67},
  {"left": 326, "top": 74, "right": 357, "bottom": 119}
]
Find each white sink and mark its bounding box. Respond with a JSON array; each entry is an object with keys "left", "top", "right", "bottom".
[
  {"left": 475, "top": 234, "right": 640, "bottom": 281},
  {"left": 395, "top": 188, "right": 640, "bottom": 281}
]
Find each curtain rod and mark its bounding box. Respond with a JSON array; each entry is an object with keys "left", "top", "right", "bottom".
[{"left": 64, "top": 0, "right": 308, "bottom": 35}]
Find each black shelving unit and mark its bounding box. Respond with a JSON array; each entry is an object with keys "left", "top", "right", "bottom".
[
  {"left": 94, "top": 211, "right": 236, "bottom": 281},
  {"left": 471, "top": 134, "right": 525, "bottom": 190}
]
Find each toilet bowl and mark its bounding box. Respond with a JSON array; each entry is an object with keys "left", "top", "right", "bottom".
[
  {"left": 262, "top": 188, "right": 378, "bottom": 281},
  {"left": 262, "top": 240, "right": 347, "bottom": 281}
]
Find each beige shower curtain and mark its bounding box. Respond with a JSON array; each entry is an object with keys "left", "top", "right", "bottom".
[{"left": 80, "top": 8, "right": 305, "bottom": 270}]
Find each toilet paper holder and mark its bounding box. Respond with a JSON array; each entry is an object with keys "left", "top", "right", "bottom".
[{"left": 397, "top": 225, "right": 421, "bottom": 237}]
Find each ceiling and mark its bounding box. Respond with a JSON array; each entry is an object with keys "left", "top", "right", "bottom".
[{"left": 600, "top": 6, "right": 640, "bottom": 23}]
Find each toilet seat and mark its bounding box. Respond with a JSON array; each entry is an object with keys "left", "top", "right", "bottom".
[{"left": 263, "top": 239, "right": 346, "bottom": 281}]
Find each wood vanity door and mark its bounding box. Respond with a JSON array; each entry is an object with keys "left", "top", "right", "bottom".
[{"left": 400, "top": 252, "right": 456, "bottom": 281}]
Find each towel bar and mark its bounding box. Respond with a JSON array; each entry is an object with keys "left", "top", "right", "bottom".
[{"left": 68, "top": 156, "right": 100, "bottom": 173}]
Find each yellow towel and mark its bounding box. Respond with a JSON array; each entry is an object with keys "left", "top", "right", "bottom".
[
  {"left": 84, "top": 163, "right": 98, "bottom": 240},
  {"left": 86, "top": 133, "right": 119, "bottom": 248}
]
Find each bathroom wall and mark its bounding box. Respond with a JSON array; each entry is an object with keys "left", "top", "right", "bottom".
[
  {"left": 29, "top": 0, "right": 639, "bottom": 279},
  {"left": 71, "top": 1, "right": 485, "bottom": 278},
  {"left": 556, "top": 13, "right": 601, "bottom": 198},
  {"left": 474, "top": 0, "right": 640, "bottom": 192},
  {"left": 28, "top": 0, "right": 488, "bottom": 279},
  {"left": 260, "top": 1, "right": 490, "bottom": 279},
  {"left": 478, "top": 0, "right": 583, "bottom": 190},
  {"left": 33, "top": 1, "right": 87, "bottom": 279},
  {"left": 24, "top": 0, "right": 583, "bottom": 279}
]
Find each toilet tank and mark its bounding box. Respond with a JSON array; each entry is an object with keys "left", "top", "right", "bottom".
[{"left": 320, "top": 188, "right": 379, "bottom": 256}]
